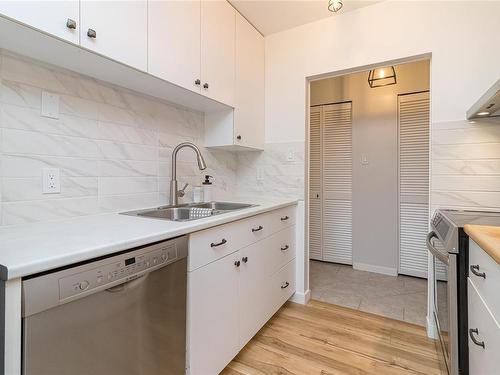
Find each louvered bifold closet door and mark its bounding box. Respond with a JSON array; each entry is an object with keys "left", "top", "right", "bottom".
[
  {"left": 309, "top": 106, "right": 322, "bottom": 260},
  {"left": 322, "top": 102, "right": 353, "bottom": 264},
  {"left": 398, "top": 92, "right": 431, "bottom": 278}
]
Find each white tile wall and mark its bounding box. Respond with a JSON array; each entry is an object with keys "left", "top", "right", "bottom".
[
  {"left": 236, "top": 141, "right": 305, "bottom": 199},
  {"left": 431, "top": 118, "right": 500, "bottom": 211},
  {"left": 0, "top": 51, "right": 237, "bottom": 225}
]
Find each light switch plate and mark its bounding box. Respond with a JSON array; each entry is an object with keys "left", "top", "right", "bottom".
[
  {"left": 41, "top": 91, "right": 59, "bottom": 119},
  {"left": 361, "top": 154, "right": 369, "bottom": 165},
  {"left": 42, "top": 168, "right": 61, "bottom": 194}
]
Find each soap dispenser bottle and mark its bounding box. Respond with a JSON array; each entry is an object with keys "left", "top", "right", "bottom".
[{"left": 202, "top": 175, "right": 213, "bottom": 202}]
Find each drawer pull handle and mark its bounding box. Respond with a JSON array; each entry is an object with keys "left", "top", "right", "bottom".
[
  {"left": 281, "top": 245, "right": 289, "bottom": 251},
  {"left": 87, "top": 28, "right": 96, "bottom": 38},
  {"left": 242, "top": 256, "right": 248, "bottom": 263},
  {"left": 211, "top": 238, "right": 227, "bottom": 248},
  {"left": 469, "top": 328, "right": 485, "bottom": 348},
  {"left": 234, "top": 260, "right": 241, "bottom": 267},
  {"left": 252, "top": 225, "right": 263, "bottom": 232},
  {"left": 470, "top": 264, "right": 486, "bottom": 279},
  {"left": 281, "top": 281, "right": 290, "bottom": 289},
  {"left": 281, "top": 216, "right": 289, "bottom": 221}
]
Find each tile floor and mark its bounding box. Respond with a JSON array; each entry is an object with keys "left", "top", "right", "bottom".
[{"left": 310, "top": 260, "right": 428, "bottom": 326}]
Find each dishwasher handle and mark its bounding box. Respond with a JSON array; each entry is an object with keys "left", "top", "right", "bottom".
[
  {"left": 426, "top": 231, "right": 449, "bottom": 264},
  {"left": 105, "top": 274, "right": 148, "bottom": 293}
]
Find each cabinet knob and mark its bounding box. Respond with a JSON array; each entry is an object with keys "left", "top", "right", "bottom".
[
  {"left": 242, "top": 256, "right": 248, "bottom": 263},
  {"left": 236, "top": 135, "right": 242, "bottom": 141},
  {"left": 66, "top": 18, "right": 77, "bottom": 30},
  {"left": 234, "top": 260, "right": 241, "bottom": 267},
  {"left": 195, "top": 79, "right": 201, "bottom": 86},
  {"left": 470, "top": 264, "right": 486, "bottom": 279},
  {"left": 203, "top": 83, "right": 209, "bottom": 89},
  {"left": 87, "top": 28, "right": 97, "bottom": 38}
]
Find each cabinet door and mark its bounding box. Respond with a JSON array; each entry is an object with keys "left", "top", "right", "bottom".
[
  {"left": 234, "top": 12, "right": 265, "bottom": 149},
  {"left": 239, "top": 240, "right": 272, "bottom": 346},
  {"left": 80, "top": 0, "right": 147, "bottom": 71},
  {"left": 201, "top": 0, "right": 235, "bottom": 106},
  {"left": 0, "top": 0, "right": 79, "bottom": 44},
  {"left": 148, "top": 0, "right": 201, "bottom": 93},
  {"left": 188, "top": 251, "right": 240, "bottom": 375}
]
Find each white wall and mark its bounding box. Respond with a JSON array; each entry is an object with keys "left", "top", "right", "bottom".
[
  {"left": 265, "top": 0, "right": 500, "bottom": 143},
  {"left": 310, "top": 60, "right": 430, "bottom": 273}
]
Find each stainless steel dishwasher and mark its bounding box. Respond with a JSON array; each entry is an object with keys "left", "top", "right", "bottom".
[{"left": 22, "top": 236, "right": 188, "bottom": 375}]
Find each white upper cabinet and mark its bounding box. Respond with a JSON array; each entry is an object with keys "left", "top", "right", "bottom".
[
  {"left": 0, "top": 0, "right": 80, "bottom": 44},
  {"left": 234, "top": 12, "right": 265, "bottom": 149},
  {"left": 201, "top": 0, "right": 235, "bottom": 107},
  {"left": 148, "top": 0, "right": 201, "bottom": 93},
  {"left": 80, "top": 0, "right": 147, "bottom": 71}
]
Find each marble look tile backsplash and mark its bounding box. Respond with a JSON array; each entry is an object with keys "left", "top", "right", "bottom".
[
  {"left": 0, "top": 51, "right": 238, "bottom": 225},
  {"left": 431, "top": 118, "right": 500, "bottom": 212}
]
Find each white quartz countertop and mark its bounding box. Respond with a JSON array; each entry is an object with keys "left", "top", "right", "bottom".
[{"left": 0, "top": 198, "right": 298, "bottom": 280}]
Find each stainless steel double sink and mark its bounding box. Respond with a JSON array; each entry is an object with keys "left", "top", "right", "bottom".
[{"left": 122, "top": 202, "right": 256, "bottom": 222}]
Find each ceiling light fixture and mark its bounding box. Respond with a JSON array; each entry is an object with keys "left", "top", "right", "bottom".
[
  {"left": 328, "top": 0, "right": 343, "bottom": 12},
  {"left": 368, "top": 66, "right": 397, "bottom": 88}
]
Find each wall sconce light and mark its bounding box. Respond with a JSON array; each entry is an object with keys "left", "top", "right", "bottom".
[
  {"left": 368, "top": 66, "right": 397, "bottom": 88},
  {"left": 328, "top": 0, "right": 343, "bottom": 12}
]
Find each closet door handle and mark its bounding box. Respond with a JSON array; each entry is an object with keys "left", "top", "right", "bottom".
[
  {"left": 203, "top": 83, "right": 209, "bottom": 89},
  {"left": 242, "top": 256, "right": 248, "bottom": 263},
  {"left": 194, "top": 79, "right": 201, "bottom": 86},
  {"left": 281, "top": 282, "right": 290, "bottom": 289},
  {"left": 469, "top": 328, "right": 485, "bottom": 348},
  {"left": 234, "top": 260, "right": 241, "bottom": 267},
  {"left": 281, "top": 245, "right": 289, "bottom": 251},
  {"left": 252, "top": 225, "right": 263, "bottom": 232},
  {"left": 211, "top": 238, "right": 227, "bottom": 248},
  {"left": 470, "top": 264, "right": 486, "bottom": 279}
]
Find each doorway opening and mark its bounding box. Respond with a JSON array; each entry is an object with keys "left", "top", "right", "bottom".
[{"left": 307, "top": 58, "right": 431, "bottom": 325}]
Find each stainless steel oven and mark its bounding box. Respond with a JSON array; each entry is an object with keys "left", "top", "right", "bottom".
[
  {"left": 22, "top": 236, "right": 188, "bottom": 375},
  {"left": 428, "top": 209, "right": 500, "bottom": 375}
]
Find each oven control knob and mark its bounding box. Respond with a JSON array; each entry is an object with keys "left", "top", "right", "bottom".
[{"left": 79, "top": 280, "right": 90, "bottom": 291}]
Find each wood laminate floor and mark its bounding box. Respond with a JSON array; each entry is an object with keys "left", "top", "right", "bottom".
[{"left": 222, "top": 300, "right": 444, "bottom": 375}]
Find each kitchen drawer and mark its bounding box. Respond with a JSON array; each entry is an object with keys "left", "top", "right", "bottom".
[
  {"left": 270, "top": 258, "right": 296, "bottom": 312},
  {"left": 468, "top": 239, "right": 500, "bottom": 321},
  {"left": 188, "top": 218, "right": 247, "bottom": 271},
  {"left": 467, "top": 279, "right": 500, "bottom": 375},
  {"left": 266, "top": 225, "right": 296, "bottom": 276}
]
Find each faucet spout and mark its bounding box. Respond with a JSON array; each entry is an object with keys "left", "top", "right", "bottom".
[{"left": 170, "top": 142, "right": 207, "bottom": 206}]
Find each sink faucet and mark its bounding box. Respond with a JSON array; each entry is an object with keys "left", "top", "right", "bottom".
[{"left": 170, "top": 142, "right": 207, "bottom": 205}]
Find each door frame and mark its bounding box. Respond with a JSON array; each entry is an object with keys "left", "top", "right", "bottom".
[{"left": 302, "top": 53, "right": 433, "bottom": 300}]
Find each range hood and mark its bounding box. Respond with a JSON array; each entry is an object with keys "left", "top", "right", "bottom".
[{"left": 467, "top": 78, "right": 500, "bottom": 119}]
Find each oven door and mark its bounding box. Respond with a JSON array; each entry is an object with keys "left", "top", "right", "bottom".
[{"left": 427, "top": 231, "right": 458, "bottom": 375}]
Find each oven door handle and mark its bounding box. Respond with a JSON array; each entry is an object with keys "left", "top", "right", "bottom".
[{"left": 426, "top": 231, "right": 449, "bottom": 264}]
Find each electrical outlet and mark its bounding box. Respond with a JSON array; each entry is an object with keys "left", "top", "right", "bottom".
[
  {"left": 42, "top": 168, "right": 61, "bottom": 194},
  {"left": 41, "top": 91, "right": 60, "bottom": 119},
  {"left": 287, "top": 148, "right": 295, "bottom": 162},
  {"left": 360, "top": 154, "right": 369, "bottom": 165}
]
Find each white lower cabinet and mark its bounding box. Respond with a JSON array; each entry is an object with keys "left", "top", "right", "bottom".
[
  {"left": 467, "top": 279, "right": 499, "bottom": 374},
  {"left": 188, "top": 250, "right": 241, "bottom": 375},
  {"left": 188, "top": 209, "right": 297, "bottom": 375}
]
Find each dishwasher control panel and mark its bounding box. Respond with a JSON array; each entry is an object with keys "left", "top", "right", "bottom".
[{"left": 59, "top": 245, "right": 178, "bottom": 301}]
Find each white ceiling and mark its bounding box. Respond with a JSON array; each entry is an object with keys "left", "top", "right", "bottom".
[{"left": 230, "top": 0, "right": 383, "bottom": 36}]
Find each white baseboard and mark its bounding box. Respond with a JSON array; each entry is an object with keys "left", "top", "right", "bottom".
[
  {"left": 426, "top": 315, "right": 438, "bottom": 339},
  {"left": 290, "top": 289, "right": 311, "bottom": 305},
  {"left": 353, "top": 262, "right": 397, "bottom": 276}
]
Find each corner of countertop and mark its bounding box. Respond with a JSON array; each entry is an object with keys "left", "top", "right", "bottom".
[{"left": 464, "top": 224, "right": 500, "bottom": 265}]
